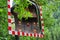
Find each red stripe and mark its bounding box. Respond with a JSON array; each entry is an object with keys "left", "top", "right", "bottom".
[
  {"left": 42, "top": 23, "right": 44, "bottom": 26},
  {"left": 37, "top": 34, "right": 39, "bottom": 37},
  {"left": 40, "top": 8, "right": 42, "bottom": 11},
  {"left": 12, "top": 31, "right": 15, "bottom": 35},
  {"left": 40, "top": 34, "right": 43, "bottom": 38},
  {"left": 8, "top": 12, "right": 11, "bottom": 15},
  {"left": 30, "top": 33, "right": 32, "bottom": 37},
  {"left": 27, "top": 23, "right": 30, "bottom": 27},
  {"left": 40, "top": 14, "right": 42, "bottom": 16},
  {"left": 26, "top": 33, "right": 28, "bottom": 36},
  {"left": 18, "top": 31, "right": 20, "bottom": 36},
  {"left": 34, "top": 33, "right": 36, "bottom": 37},
  {"left": 8, "top": 0, "right": 10, "bottom": 2},
  {"left": 22, "top": 32, "right": 24, "bottom": 36},
  {"left": 8, "top": 19, "right": 11, "bottom": 23},
  {"left": 8, "top": 5, "right": 10, "bottom": 8},
  {"left": 8, "top": 27, "right": 11, "bottom": 30},
  {"left": 42, "top": 29, "right": 44, "bottom": 32},
  {"left": 40, "top": 18, "right": 43, "bottom": 21}
]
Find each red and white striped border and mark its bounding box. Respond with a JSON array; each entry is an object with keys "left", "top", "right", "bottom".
[
  {"left": 8, "top": 0, "right": 44, "bottom": 38},
  {"left": 40, "top": 6, "right": 44, "bottom": 35}
]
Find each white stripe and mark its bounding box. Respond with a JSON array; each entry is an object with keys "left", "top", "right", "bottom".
[
  {"left": 8, "top": 8, "right": 11, "bottom": 12},
  {"left": 20, "top": 32, "right": 22, "bottom": 36},
  {"left": 36, "top": 34, "right": 38, "bottom": 37},
  {"left": 8, "top": 15, "right": 11, "bottom": 19},
  {"left": 41, "top": 21, "right": 44, "bottom": 24},
  {"left": 15, "top": 31, "right": 18, "bottom": 35},
  {"left": 41, "top": 16, "right": 43, "bottom": 19},
  {"left": 28, "top": 33, "right": 30, "bottom": 36},
  {"left": 42, "top": 26, "right": 44, "bottom": 29},
  {"left": 43, "top": 32, "right": 44, "bottom": 35},
  {"left": 9, "top": 30, "right": 12, "bottom": 34},
  {"left": 40, "top": 6, "right": 42, "bottom": 9},
  {"left": 10, "top": 0, "right": 13, "bottom": 7},
  {"left": 8, "top": 23, "right": 11, "bottom": 26},
  {"left": 40, "top": 11, "right": 42, "bottom": 14},
  {"left": 24, "top": 33, "right": 26, "bottom": 36},
  {"left": 32, "top": 33, "right": 34, "bottom": 37},
  {"left": 8, "top": 1, "right": 10, "bottom": 5}
]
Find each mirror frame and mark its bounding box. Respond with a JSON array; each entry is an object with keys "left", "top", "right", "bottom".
[{"left": 8, "top": 0, "right": 44, "bottom": 38}]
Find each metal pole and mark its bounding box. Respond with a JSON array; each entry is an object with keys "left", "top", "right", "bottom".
[
  {"left": 36, "top": 37, "right": 39, "bottom": 40},
  {"left": 15, "top": 35, "right": 19, "bottom": 40}
]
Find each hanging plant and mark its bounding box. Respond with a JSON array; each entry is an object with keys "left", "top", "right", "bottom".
[{"left": 13, "top": 0, "right": 33, "bottom": 20}]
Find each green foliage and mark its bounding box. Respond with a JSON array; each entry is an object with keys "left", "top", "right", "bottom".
[
  {"left": 42, "top": 0, "right": 60, "bottom": 27},
  {"left": 0, "top": 0, "right": 7, "bottom": 6},
  {"left": 0, "top": 0, "right": 15, "bottom": 40},
  {"left": 14, "top": 0, "right": 33, "bottom": 20},
  {"left": 35, "top": 0, "right": 48, "bottom": 5},
  {"left": 0, "top": 8, "right": 3, "bottom": 12}
]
